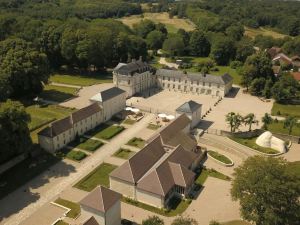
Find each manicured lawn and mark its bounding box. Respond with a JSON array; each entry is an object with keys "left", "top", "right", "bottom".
[
  {"left": 66, "top": 150, "right": 87, "bottom": 162},
  {"left": 123, "top": 195, "right": 191, "bottom": 217},
  {"left": 211, "top": 66, "right": 241, "bottom": 85},
  {"left": 54, "top": 198, "right": 80, "bottom": 219},
  {"left": 26, "top": 104, "right": 75, "bottom": 132},
  {"left": 50, "top": 73, "right": 112, "bottom": 86},
  {"left": 55, "top": 220, "right": 69, "bottom": 225},
  {"left": 74, "top": 163, "right": 117, "bottom": 191},
  {"left": 127, "top": 137, "right": 145, "bottom": 148},
  {"left": 69, "top": 137, "right": 103, "bottom": 152},
  {"left": 39, "top": 85, "right": 79, "bottom": 102},
  {"left": 230, "top": 136, "right": 279, "bottom": 154},
  {"left": 113, "top": 148, "right": 135, "bottom": 159},
  {"left": 286, "top": 161, "right": 300, "bottom": 178},
  {"left": 208, "top": 150, "right": 232, "bottom": 164},
  {"left": 271, "top": 102, "right": 300, "bottom": 118},
  {"left": 147, "top": 123, "right": 161, "bottom": 130},
  {"left": 222, "top": 220, "right": 251, "bottom": 225},
  {"left": 195, "top": 167, "right": 231, "bottom": 186},
  {"left": 123, "top": 119, "right": 136, "bottom": 125},
  {"left": 88, "top": 124, "right": 125, "bottom": 140},
  {"left": 268, "top": 121, "right": 300, "bottom": 137},
  {"left": 0, "top": 149, "right": 60, "bottom": 199}
]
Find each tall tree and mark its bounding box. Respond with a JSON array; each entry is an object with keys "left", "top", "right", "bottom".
[
  {"left": 284, "top": 116, "right": 298, "bottom": 135},
  {"left": 146, "top": 30, "right": 165, "bottom": 51},
  {"left": 243, "top": 113, "right": 258, "bottom": 131},
  {"left": 226, "top": 112, "right": 243, "bottom": 133},
  {"left": 210, "top": 36, "right": 235, "bottom": 65},
  {"left": 142, "top": 216, "right": 164, "bottom": 225},
  {"left": 189, "top": 30, "right": 211, "bottom": 57},
  {"left": 0, "top": 100, "right": 32, "bottom": 164},
  {"left": 262, "top": 113, "right": 273, "bottom": 130},
  {"left": 162, "top": 34, "right": 185, "bottom": 57},
  {"left": 231, "top": 156, "right": 300, "bottom": 225}
]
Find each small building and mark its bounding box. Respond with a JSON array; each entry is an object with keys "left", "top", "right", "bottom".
[
  {"left": 176, "top": 101, "right": 202, "bottom": 129},
  {"left": 80, "top": 186, "right": 122, "bottom": 225},
  {"left": 272, "top": 53, "right": 292, "bottom": 66},
  {"left": 267, "top": 47, "right": 282, "bottom": 59},
  {"left": 90, "top": 87, "right": 126, "bottom": 122}
]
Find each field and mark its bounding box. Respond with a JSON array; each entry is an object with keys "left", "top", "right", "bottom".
[
  {"left": 271, "top": 103, "right": 300, "bottom": 118},
  {"left": 74, "top": 163, "right": 117, "bottom": 191},
  {"left": 39, "top": 85, "right": 79, "bottom": 102},
  {"left": 268, "top": 121, "right": 300, "bottom": 136},
  {"left": 50, "top": 73, "right": 112, "bottom": 86},
  {"left": 244, "top": 26, "right": 288, "bottom": 39},
  {"left": 118, "top": 12, "right": 195, "bottom": 33}
]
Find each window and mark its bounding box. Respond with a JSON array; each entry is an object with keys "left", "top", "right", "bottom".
[
  {"left": 185, "top": 80, "right": 187, "bottom": 84},
  {"left": 197, "top": 81, "right": 199, "bottom": 85},
  {"left": 190, "top": 87, "right": 193, "bottom": 91},
  {"left": 167, "top": 84, "right": 170, "bottom": 88},
  {"left": 209, "top": 83, "right": 211, "bottom": 87},
  {"left": 173, "top": 78, "right": 175, "bottom": 82},
  {"left": 173, "top": 84, "right": 175, "bottom": 88},
  {"left": 168, "top": 77, "right": 170, "bottom": 81},
  {"left": 179, "top": 78, "right": 181, "bottom": 82},
  {"left": 217, "top": 84, "right": 220, "bottom": 88},
  {"left": 203, "top": 82, "right": 205, "bottom": 86},
  {"left": 128, "top": 80, "right": 130, "bottom": 85},
  {"left": 178, "top": 85, "right": 181, "bottom": 89},
  {"left": 163, "top": 76, "right": 165, "bottom": 80},
  {"left": 191, "top": 81, "right": 193, "bottom": 85},
  {"left": 163, "top": 83, "right": 165, "bottom": 87}
]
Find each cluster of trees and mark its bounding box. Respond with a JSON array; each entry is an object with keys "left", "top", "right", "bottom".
[
  {"left": 189, "top": 0, "right": 300, "bottom": 36},
  {"left": 240, "top": 52, "right": 300, "bottom": 102}
]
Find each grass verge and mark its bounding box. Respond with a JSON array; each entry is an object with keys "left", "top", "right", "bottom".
[
  {"left": 268, "top": 121, "right": 300, "bottom": 137},
  {"left": 88, "top": 124, "right": 125, "bottom": 140},
  {"left": 127, "top": 137, "right": 145, "bottom": 148},
  {"left": 69, "top": 137, "right": 103, "bottom": 152},
  {"left": 271, "top": 102, "right": 300, "bottom": 119},
  {"left": 208, "top": 150, "right": 232, "bottom": 164},
  {"left": 195, "top": 167, "right": 231, "bottom": 186},
  {"left": 123, "top": 119, "right": 136, "bottom": 125},
  {"left": 54, "top": 198, "right": 80, "bottom": 219},
  {"left": 74, "top": 163, "right": 117, "bottom": 191},
  {"left": 147, "top": 123, "right": 161, "bottom": 130},
  {"left": 50, "top": 73, "right": 112, "bottom": 86},
  {"left": 39, "top": 85, "right": 79, "bottom": 102},
  {"left": 113, "top": 148, "right": 135, "bottom": 159}
]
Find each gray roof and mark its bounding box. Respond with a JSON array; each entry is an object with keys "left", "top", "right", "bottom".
[
  {"left": 99, "top": 87, "right": 126, "bottom": 102},
  {"left": 176, "top": 100, "right": 202, "bottom": 113},
  {"left": 72, "top": 103, "right": 102, "bottom": 123},
  {"left": 156, "top": 69, "right": 233, "bottom": 85},
  {"left": 114, "top": 60, "right": 152, "bottom": 76},
  {"left": 82, "top": 217, "right": 99, "bottom": 225}
]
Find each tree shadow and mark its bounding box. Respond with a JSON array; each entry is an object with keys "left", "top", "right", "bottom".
[
  {"left": 225, "top": 87, "right": 240, "bottom": 98},
  {"left": 0, "top": 150, "right": 76, "bottom": 222},
  {"left": 39, "top": 90, "right": 76, "bottom": 103}
]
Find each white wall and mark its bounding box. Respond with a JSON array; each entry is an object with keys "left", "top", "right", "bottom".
[
  {"left": 110, "top": 177, "right": 136, "bottom": 198},
  {"left": 136, "top": 189, "right": 164, "bottom": 208},
  {"left": 105, "top": 201, "right": 121, "bottom": 225}
]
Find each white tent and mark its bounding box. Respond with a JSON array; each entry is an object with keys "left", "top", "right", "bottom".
[
  {"left": 158, "top": 113, "right": 167, "bottom": 118},
  {"left": 131, "top": 108, "right": 140, "bottom": 113},
  {"left": 256, "top": 131, "right": 286, "bottom": 153},
  {"left": 166, "top": 115, "right": 175, "bottom": 120},
  {"left": 125, "top": 107, "right": 133, "bottom": 111}
]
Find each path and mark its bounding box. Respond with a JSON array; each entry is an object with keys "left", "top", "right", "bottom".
[
  {"left": 159, "top": 57, "right": 179, "bottom": 69},
  {"left": 0, "top": 114, "right": 154, "bottom": 225},
  {"left": 50, "top": 82, "right": 82, "bottom": 89}
]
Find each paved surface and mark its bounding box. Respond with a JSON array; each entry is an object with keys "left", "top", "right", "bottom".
[
  {"left": 0, "top": 114, "right": 154, "bottom": 225},
  {"left": 282, "top": 143, "right": 300, "bottom": 162},
  {"left": 60, "top": 83, "right": 114, "bottom": 109},
  {"left": 159, "top": 57, "right": 179, "bottom": 69},
  {"left": 50, "top": 82, "right": 82, "bottom": 89}
]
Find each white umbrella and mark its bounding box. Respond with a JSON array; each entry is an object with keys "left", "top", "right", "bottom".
[
  {"left": 125, "top": 107, "right": 133, "bottom": 111},
  {"left": 158, "top": 113, "right": 167, "bottom": 118},
  {"left": 166, "top": 115, "right": 175, "bottom": 120},
  {"left": 131, "top": 108, "right": 140, "bottom": 113}
]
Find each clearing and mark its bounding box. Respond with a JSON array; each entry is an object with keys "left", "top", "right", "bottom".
[
  {"left": 118, "top": 12, "right": 196, "bottom": 33},
  {"left": 244, "top": 26, "right": 288, "bottom": 39},
  {"left": 271, "top": 102, "right": 300, "bottom": 118},
  {"left": 268, "top": 121, "right": 300, "bottom": 136}
]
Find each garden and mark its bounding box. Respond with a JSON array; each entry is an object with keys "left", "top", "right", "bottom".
[
  {"left": 74, "top": 163, "right": 117, "bottom": 191},
  {"left": 208, "top": 150, "right": 233, "bottom": 165},
  {"left": 113, "top": 148, "right": 135, "bottom": 159},
  {"left": 69, "top": 137, "right": 103, "bottom": 152},
  {"left": 87, "top": 124, "right": 125, "bottom": 140},
  {"left": 39, "top": 85, "right": 79, "bottom": 103},
  {"left": 54, "top": 198, "right": 80, "bottom": 219},
  {"left": 126, "top": 137, "right": 146, "bottom": 148},
  {"left": 56, "top": 148, "right": 87, "bottom": 162}
]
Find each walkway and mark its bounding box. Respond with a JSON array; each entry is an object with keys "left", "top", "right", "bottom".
[
  {"left": 50, "top": 82, "right": 82, "bottom": 89},
  {"left": 159, "top": 57, "right": 179, "bottom": 69},
  {"left": 0, "top": 114, "right": 155, "bottom": 225}
]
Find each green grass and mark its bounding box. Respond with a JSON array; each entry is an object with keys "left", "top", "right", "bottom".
[
  {"left": 74, "top": 163, "right": 117, "bottom": 191},
  {"left": 147, "top": 123, "right": 161, "bottom": 130},
  {"left": 88, "top": 124, "right": 125, "bottom": 140},
  {"left": 127, "top": 137, "right": 145, "bottom": 148},
  {"left": 0, "top": 149, "right": 60, "bottom": 200},
  {"left": 123, "top": 195, "right": 191, "bottom": 217},
  {"left": 66, "top": 150, "right": 87, "bottom": 161},
  {"left": 244, "top": 26, "right": 288, "bottom": 39},
  {"left": 54, "top": 198, "right": 80, "bottom": 219},
  {"left": 208, "top": 150, "right": 232, "bottom": 164},
  {"left": 39, "top": 85, "right": 79, "bottom": 102},
  {"left": 55, "top": 220, "right": 69, "bottom": 225},
  {"left": 286, "top": 161, "right": 300, "bottom": 178},
  {"left": 211, "top": 66, "right": 241, "bottom": 85},
  {"left": 113, "top": 148, "right": 135, "bottom": 159},
  {"left": 123, "top": 119, "right": 136, "bottom": 125},
  {"left": 50, "top": 73, "right": 112, "bottom": 86},
  {"left": 195, "top": 168, "right": 231, "bottom": 186},
  {"left": 222, "top": 220, "right": 251, "bottom": 225},
  {"left": 230, "top": 136, "right": 279, "bottom": 154},
  {"left": 69, "top": 137, "right": 103, "bottom": 152},
  {"left": 268, "top": 121, "right": 300, "bottom": 137},
  {"left": 26, "top": 104, "right": 75, "bottom": 132},
  {"left": 271, "top": 102, "right": 300, "bottom": 119}
]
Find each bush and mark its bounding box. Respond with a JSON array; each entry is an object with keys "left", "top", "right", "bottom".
[{"left": 230, "top": 60, "right": 243, "bottom": 69}]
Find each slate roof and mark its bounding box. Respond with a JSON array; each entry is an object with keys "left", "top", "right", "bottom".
[
  {"left": 80, "top": 186, "right": 121, "bottom": 213},
  {"left": 156, "top": 69, "right": 233, "bottom": 85},
  {"left": 114, "top": 60, "right": 152, "bottom": 76},
  {"left": 176, "top": 100, "right": 202, "bottom": 113},
  {"left": 38, "top": 103, "right": 102, "bottom": 138},
  {"left": 82, "top": 217, "right": 99, "bottom": 225},
  {"left": 90, "top": 87, "right": 126, "bottom": 102}
]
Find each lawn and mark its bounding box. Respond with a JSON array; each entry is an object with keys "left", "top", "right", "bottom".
[
  {"left": 50, "top": 72, "right": 112, "bottom": 86},
  {"left": 210, "top": 66, "right": 241, "bottom": 85},
  {"left": 230, "top": 136, "right": 279, "bottom": 154},
  {"left": 88, "top": 124, "right": 125, "bottom": 140},
  {"left": 147, "top": 123, "right": 161, "bottom": 130},
  {"left": 74, "top": 163, "right": 117, "bottom": 191},
  {"left": 69, "top": 137, "right": 103, "bottom": 152},
  {"left": 195, "top": 167, "right": 231, "bottom": 186},
  {"left": 0, "top": 149, "right": 60, "bottom": 199},
  {"left": 118, "top": 12, "right": 195, "bottom": 33},
  {"left": 55, "top": 220, "right": 69, "bottom": 225},
  {"left": 271, "top": 102, "right": 300, "bottom": 118},
  {"left": 26, "top": 104, "right": 75, "bottom": 132},
  {"left": 286, "top": 161, "right": 300, "bottom": 178},
  {"left": 113, "top": 148, "right": 135, "bottom": 159},
  {"left": 123, "top": 119, "right": 136, "bottom": 125},
  {"left": 244, "top": 26, "right": 288, "bottom": 39},
  {"left": 127, "top": 137, "right": 145, "bottom": 148},
  {"left": 39, "top": 85, "right": 79, "bottom": 102},
  {"left": 123, "top": 195, "right": 191, "bottom": 217},
  {"left": 208, "top": 150, "right": 232, "bottom": 165},
  {"left": 54, "top": 198, "right": 80, "bottom": 219},
  {"left": 222, "top": 220, "right": 251, "bottom": 225},
  {"left": 55, "top": 148, "right": 87, "bottom": 162},
  {"left": 268, "top": 121, "right": 300, "bottom": 137}
]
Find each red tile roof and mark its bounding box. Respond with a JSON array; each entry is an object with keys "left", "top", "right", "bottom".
[{"left": 291, "top": 72, "right": 300, "bottom": 81}]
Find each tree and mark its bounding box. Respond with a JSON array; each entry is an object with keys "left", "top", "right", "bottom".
[
  {"left": 225, "top": 25, "right": 244, "bottom": 41},
  {"left": 162, "top": 34, "right": 185, "bottom": 57},
  {"left": 146, "top": 30, "right": 165, "bottom": 51},
  {"left": 250, "top": 78, "right": 266, "bottom": 96},
  {"left": 243, "top": 113, "right": 258, "bottom": 131},
  {"left": 133, "top": 19, "right": 156, "bottom": 38},
  {"left": 235, "top": 38, "right": 255, "bottom": 62},
  {"left": 171, "top": 216, "right": 198, "bottom": 225},
  {"left": 210, "top": 36, "right": 235, "bottom": 65},
  {"left": 262, "top": 113, "right": 273, "bottom": 130},
  {"left": 0, "top": 100, "right": 32, "bottom": 164},
  {"left": 189, "top": 30, "right": 211, "bottom": 57},
  {"left": 284, "top": 116, "right": 298, "bottom": 135},
  {"left": 142, "top": 216, "right": 164, "bottom": 225},
  {"left": 226, "top": 112, "right": 243, "bottom": 133},
  {"left": 231, "top": 156, "right": 300, "bottom": 225}
]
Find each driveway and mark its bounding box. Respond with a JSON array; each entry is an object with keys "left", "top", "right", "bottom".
[
  {"left": 0, "top": 114, "right": 155, "bottom": 225},
  {"left": 159, "top": 57, "right": 179, "bottom": 69}
]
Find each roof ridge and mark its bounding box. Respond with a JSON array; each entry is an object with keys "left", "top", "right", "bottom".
[
  {"left": 155, "top": 170, "right": 165, "bottom": 195},
  {"left": 99, "top": 186, "right": 104, "bottom": 211}
]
